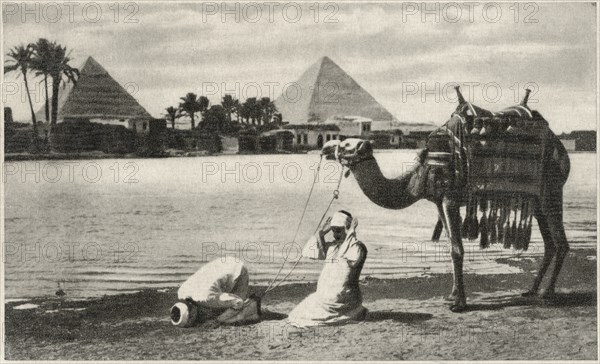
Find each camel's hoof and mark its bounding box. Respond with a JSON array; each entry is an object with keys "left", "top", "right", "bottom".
[
  {"left": 450, "top": 303, "right": 467, "bottom": 313},
  {"left": 521, "top": 290, "right": 538, "bottom": 298},
  {"left": 444, "top": 295, "right": 456, "bottom": 302},
  {"left": 541, "top": 290, "right": 556, "bottom": 300}
]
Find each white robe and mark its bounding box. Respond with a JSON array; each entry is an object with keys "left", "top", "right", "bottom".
[
  {"left": 178, "top": 259, "right": 248, "bottom": 309},
  {"left": 288, "top": 231, "right": 368, "bottom": 327}
]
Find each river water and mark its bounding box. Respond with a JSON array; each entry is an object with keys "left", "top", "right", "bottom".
[{"left": 4, "top": 151, "right": 597, "bottom": 299}]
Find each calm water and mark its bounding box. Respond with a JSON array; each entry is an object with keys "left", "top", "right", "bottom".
[{"left": 4, "top": 151, "right": 597, "bottom": 299}]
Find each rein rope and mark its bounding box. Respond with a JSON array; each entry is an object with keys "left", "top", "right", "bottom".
[{"left": 261, "top": 154, "right": 345, "bottom": 297}]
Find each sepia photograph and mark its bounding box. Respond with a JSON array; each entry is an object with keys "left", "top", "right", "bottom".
[{"left": 1, "top": 1, "right": 598, "bottom": 361}]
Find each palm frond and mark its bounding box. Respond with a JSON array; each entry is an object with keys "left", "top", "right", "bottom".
[{"left": 4, "top": 64, "right": 18, "bottom": 74}]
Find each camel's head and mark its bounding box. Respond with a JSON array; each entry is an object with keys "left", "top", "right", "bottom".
[{"left": 321, "top": 138, "right": 374, "bottom": 165}]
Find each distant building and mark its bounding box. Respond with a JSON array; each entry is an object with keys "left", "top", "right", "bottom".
[
  {"left": 4, "top": 107, "right": 13, "bottom": 123},
  {"left": 283, "top": 124, "right": 340, "bottom": 148},
  {"left": 128, "top": 119, "right": 166, "bottom": 135},
  {"left": 129, "top": 119, "right": 151, "bottom": 133},
  {"left": 260, "top": 130, "right": 294, "bottom": 151},
  {"left": 366, "top": 129, "right": 403, "bottom": 149},
  {"left": 324, "top": 116, "right": 372, "bottom": 138},
  {"left": 237, "top": 129, "right": 294, "bottom": 153},
  {"left": 371, "top": 120, "right": 437, "bottom": 148},
  {"left": 559, "top": 130, "right": 596, "bottom": 152}
]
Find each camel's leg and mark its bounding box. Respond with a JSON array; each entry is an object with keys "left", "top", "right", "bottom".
[
  {"left": 436, "top": 203, "right": 457, "bottom": 301},
  {"left": 432, "top": 217, "right": 444, "bottom": 241},
  {"left": 522, "top": 210, "right": 556, "bottom": 297},
  {"left": 523, "top": 183, "right": 570, "bottom": 297},
  {"left": 543, "top": 189, "right": 570, "bottom": 297},
  {"left": 442, "top": 196, "right": 466, "bottom": 312}
]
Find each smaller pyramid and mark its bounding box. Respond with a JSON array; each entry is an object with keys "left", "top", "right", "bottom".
[
  {"left": 274, "top": 57, "right": 396, "bottom": 124},
  {"left": 36, "top": 56, "right": 152, "bottom": 121}
]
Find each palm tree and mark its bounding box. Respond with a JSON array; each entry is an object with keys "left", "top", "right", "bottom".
[
  {"left": 233, "top": 99, "right": 241, "bottom": 123},
  {"left": 30, "top": 38, "right": 54, "bottom": 123},
  {"left": 221, "top": 94, "right": 237, "bottom": 124},
  {"left": 235, "top": 100, "right": 250, "bottom": 124},
  {"left": 165, "top": 106, "right": 181, "bottom": 129},
  {"left": 244, "top": 97, "right": 261, "bottom": 125},
  {"left": 260, "top": 97, "right": 277, "bottom": 125},
  {"left": 179, "top": 93, "right": 204, "bottom": 129},
  {"left": 197, "top": 95, "right": 209, "bottom": 127},
  {"left": 4, "top": 44, "right": 37, "bottom": 133},
  {"left": 202, "top": 105, "right": 227, "bottom": 132},
  {"left": 46, "top": 43, "right": 79, "bottom": 124}
]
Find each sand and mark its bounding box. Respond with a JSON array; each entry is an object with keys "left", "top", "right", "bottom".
[{"left": 4, "top": 248, "right": 597, "bottom": 360}]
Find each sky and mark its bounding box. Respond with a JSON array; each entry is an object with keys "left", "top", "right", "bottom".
[{"left": 2, "top": 1, "right": 597, "bottom": 132}]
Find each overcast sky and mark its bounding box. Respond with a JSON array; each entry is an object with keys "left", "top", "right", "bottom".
[{"left": 3, "top": 1, "right": 597, "bottom": 132}]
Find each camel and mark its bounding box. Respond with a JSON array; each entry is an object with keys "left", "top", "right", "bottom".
[{"left": 321, "top": 87, "right": 570, "bottom": 312}]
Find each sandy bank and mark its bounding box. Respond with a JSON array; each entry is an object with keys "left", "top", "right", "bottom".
[{"left": 4, "top": 249, "right": 597, "bottom": 360}]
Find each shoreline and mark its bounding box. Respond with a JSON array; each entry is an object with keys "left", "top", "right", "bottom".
[
  {"left": 5, "top": 149, "right": 596, "bottom": 161},
  {"left": 5, "top": 248, "right": 597, "bottom": 360},
  {"left": 5, "top": 244, "right": 597, "bottom": 303}
]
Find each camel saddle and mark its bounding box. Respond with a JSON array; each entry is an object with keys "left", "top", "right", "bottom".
[{"left": 424, "top": 109, "right": 551, "bottom": 199}]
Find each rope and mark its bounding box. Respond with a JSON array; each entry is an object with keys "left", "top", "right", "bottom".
[
  {"left": 261, "top": 158, "right": 345, "bottom": 296},
  {"left": 261, "top": 156, "right": 322, "bottom": 295}
]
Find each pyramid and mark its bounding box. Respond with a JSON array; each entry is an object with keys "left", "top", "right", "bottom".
[
  {"left": 35, "top": 56, "right": 152, "bottom": 121},
  {"left": 274, "top": 56, "right": 396, "bottom": 124}
]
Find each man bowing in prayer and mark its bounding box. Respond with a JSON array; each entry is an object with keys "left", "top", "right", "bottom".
[
  {"left": 170, "top": 258, "right": 260, "bottom": 327},
  {"left": 287, "top": 210, "right": 368, "bottom": 327}
]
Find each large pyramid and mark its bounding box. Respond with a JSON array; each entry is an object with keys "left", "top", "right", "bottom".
[
  {"left": 274, "top": 56, "right": 396, "bottom": 124},
  {"left": 35, "top": 56, "right": 152, "bottom": 121}
]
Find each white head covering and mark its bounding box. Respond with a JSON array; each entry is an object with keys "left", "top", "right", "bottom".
[
  {"left": 333, "top": 212, "right": 361, "bottom": 260},
  {"left": 331, "top": 211, "right": 351, "bottom": 228}
]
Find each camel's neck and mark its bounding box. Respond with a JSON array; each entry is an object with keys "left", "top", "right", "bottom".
[{"left": 348, "top": 156, "right": 426, "bottom": 210}]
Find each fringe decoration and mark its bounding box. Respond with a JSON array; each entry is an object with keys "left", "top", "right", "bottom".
[
  {"left": 497, "top": 201, "right": 506, "bottom": 243},
  {"left": 510, "top": 198, "right": 518, "bottom": 250},
  {"left": 514, "top": 198, "right": 524, "bottom": 250},
  {"left": 524, "top": 201, "right": 534, "bottom": 251},
  {"left": 502, "top": 199, "right": 513, "bottom": 249},
  {"left": 479, "top": 199, "right": 489, "bottom": 249},
  {"left": 468, "top": 193, "right": 536, "bottom": 251},
  {"left": 468, "top": 196, "right": 479, "bottom": 241},
  {"left": 489, "top": 200, "right": 498, "bottom": 245}
]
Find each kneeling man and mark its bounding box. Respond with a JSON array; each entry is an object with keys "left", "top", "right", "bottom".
[
  {"left": 170, "top": 259, "right": 260, "bottom": 327},
  {"left": 288, "top": 210, "right": 368, "bottom": 327}
]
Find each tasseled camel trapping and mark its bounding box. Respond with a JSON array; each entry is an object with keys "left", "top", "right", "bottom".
[
  {"left": 462, "top": 194, "right": 535, "bottom": 251},
  {"left": 426, "top": 89, "right": 551, "bottom": 250}
]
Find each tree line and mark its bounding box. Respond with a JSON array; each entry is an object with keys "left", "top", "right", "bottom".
[
  {"left": 165, "top": 94, "right": 281, "bottom": 134},
  {"left": 5, "top": 38, "right": 282, "bottom": 140},
  {"left": 4, "top": 38, "right": 79, "bottom": 137}
]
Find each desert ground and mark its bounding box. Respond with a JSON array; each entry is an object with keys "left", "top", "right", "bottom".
[{"left": 4, "top": 248, "right": 597, "bottom": 360}]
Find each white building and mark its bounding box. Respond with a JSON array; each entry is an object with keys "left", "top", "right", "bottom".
[
  {"left": 324, "top": 115, "right": 372, "bottom": 138},
  {"left": 283, "top": 124, "right": 341, "bottom": 148}
]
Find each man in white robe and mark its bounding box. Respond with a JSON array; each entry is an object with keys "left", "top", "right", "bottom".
[
  {"left": 170, "top": 259, "right": 260, "bottom": 327},
  {"left": 287, "top": 210, "right": 368, "bottom": 327}
]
